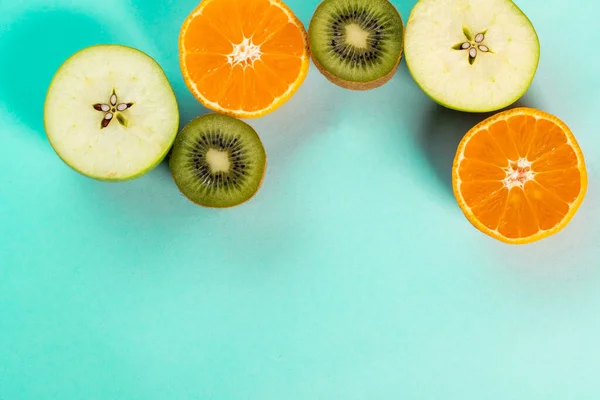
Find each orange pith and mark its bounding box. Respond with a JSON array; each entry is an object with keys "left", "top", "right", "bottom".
[
  {"left": 179, "top": 0, "right": 310, "bottom": 118},
  {"left": 452, "top": 107, "right": 588, "bottom": 244}
]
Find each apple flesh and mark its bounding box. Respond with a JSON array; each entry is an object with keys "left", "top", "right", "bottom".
[
  {"left": 44, "top": 44, "right": 180, "bottom": 181},
  {"left": 403, "top": 0, "right": 540, "bottom": 113}
]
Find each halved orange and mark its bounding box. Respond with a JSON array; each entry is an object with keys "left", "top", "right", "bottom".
[
  {"left": 452, "top": 107, "right": 588, "bottom": 244},
  {"left": 179, "top": 0, "right": 310, "bottom": 119}
]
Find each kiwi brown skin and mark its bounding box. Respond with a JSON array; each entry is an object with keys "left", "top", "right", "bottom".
[
  {"left": 311, "top": 48, "right": 403, "bottom": 91},
  {"left": 308, "top": 0, "right": 404, "bottom": 91}
]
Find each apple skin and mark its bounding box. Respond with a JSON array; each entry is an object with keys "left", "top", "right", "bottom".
[
  {"left": 43, "top": 44, "right": 180, "bottom": 182},
  {"left": 403, "top": 0, "right": 540, "bottom": 113}
]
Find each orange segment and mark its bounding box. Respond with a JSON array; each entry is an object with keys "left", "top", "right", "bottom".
[
  {"left": 199, "top": 0, "right": 244, "bottom": 44},
  {"left": 179, "top": 0, "right": 310, "bottom": 118},
  {"left": 463, "top": 129, "right": 509, "bottom": 167},
  {"left": 531, "top": 144, "right": 578, "bottom": 171},
  {"left": 458, "top": 159, "right": 506, "bottom": 182},
  {"left": 218, "top": 64, "right": 245, "bottom": 111},
  {"left": 260, "top": 54, "right": 303, "bottom": 83},
  {"left": 460, "top": 181, "right": 505, "bottom": 208},
  {"left": 535, "top": 168, "right": 582, "bottom": 204},
  {"left": 527, "top": 118, "right": 568, "bottom": 160},
  {"left": 524, "top": 181, "right": 570, "bottom": 231},
  {"left": 182, "top": 15, "right": 232, "bottom": 54},
  {"left": 250, "top": 60, "right": 292, "bottom": 108},
  {"left": 240, "top": 67, "right": 274, "bottom": 112},
  {"left": 261, "top": 24, "right": 306, "bottom": 55},
  {"left": 507, "top": 114, "right": 537, "bottom": 157},
  {"left": 496, "top": 188, "right": 539, "bottom": 239},
  {"left": 488, "top": 119, "right": 519, "bottom": 161},
  {"left": 193, "top": 61, "right": 232, "bottom": 103},
  {"left": 237, "top": 1, "right": 273, "bottom": 38},
  {"left": 184, "top": 53, "right": 229, "bottom": 83},
  {"left": 452, "top": 107, "right": 587, "bottom": 244},
  {"left": 253, "top": 4, "right": 292, "bottom": 44},
  {"left": 469, "top": 186, "right": 509, "bottom": 231}
]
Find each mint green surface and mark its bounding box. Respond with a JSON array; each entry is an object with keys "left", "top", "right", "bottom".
[{"left": 1, "top": 0, "right": 599, "bottom": 398}]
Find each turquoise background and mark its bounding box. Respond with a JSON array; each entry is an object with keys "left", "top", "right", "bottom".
[{"left": 1, "top": 0, "right": 599, "bottom": 398}]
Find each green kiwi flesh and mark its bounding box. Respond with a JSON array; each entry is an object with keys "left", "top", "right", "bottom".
[
  {"left": 169, "top": 114, "right": 267, "bottom": 208},
  {"left": 308, "top": 0, "right": 404, "bottom": 90}
]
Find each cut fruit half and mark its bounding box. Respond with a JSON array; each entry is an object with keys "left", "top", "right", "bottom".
[
  {"left": 308, "top": 0, "right": 404, "bottom": 90},
  {"left": 404, "top": 0, "right": 540, "bottom": 112},
  {"left": 169, "top": 113, "right": 267, "bottom": 208},
  {"left": 44, "top": 45, "right": 180, "bottom": 181},
  {"left": 452, "top": 108, "right": 587, "bottom": 244},
  {"left": 179, "top": 0, "right": 310, "bottom": 118}
]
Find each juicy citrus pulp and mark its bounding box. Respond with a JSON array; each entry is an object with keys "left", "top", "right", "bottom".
[
  {"left": 452, "top": 108, "right": 587, "bottom": 244},
  {"left": 179, "top": 0, "right": 310, "bottom": 118},
  {"left": 44, "top": 45, "right": 179, "bottom": 181}
]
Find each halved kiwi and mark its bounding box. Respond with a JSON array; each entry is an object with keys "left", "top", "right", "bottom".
[
  {"left": 308, "top": 0, "right": 404, "bottom": 90},
  {"left": 169, "top": 114, "right": 267, "bottom": 208}
]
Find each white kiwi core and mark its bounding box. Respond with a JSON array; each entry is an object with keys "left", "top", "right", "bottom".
[
  {"left": 206, "top": 149, "right": 231, "bottom": 173},
  {"left": 344, "top": 24, "right": 370, "bottom": 49}
]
